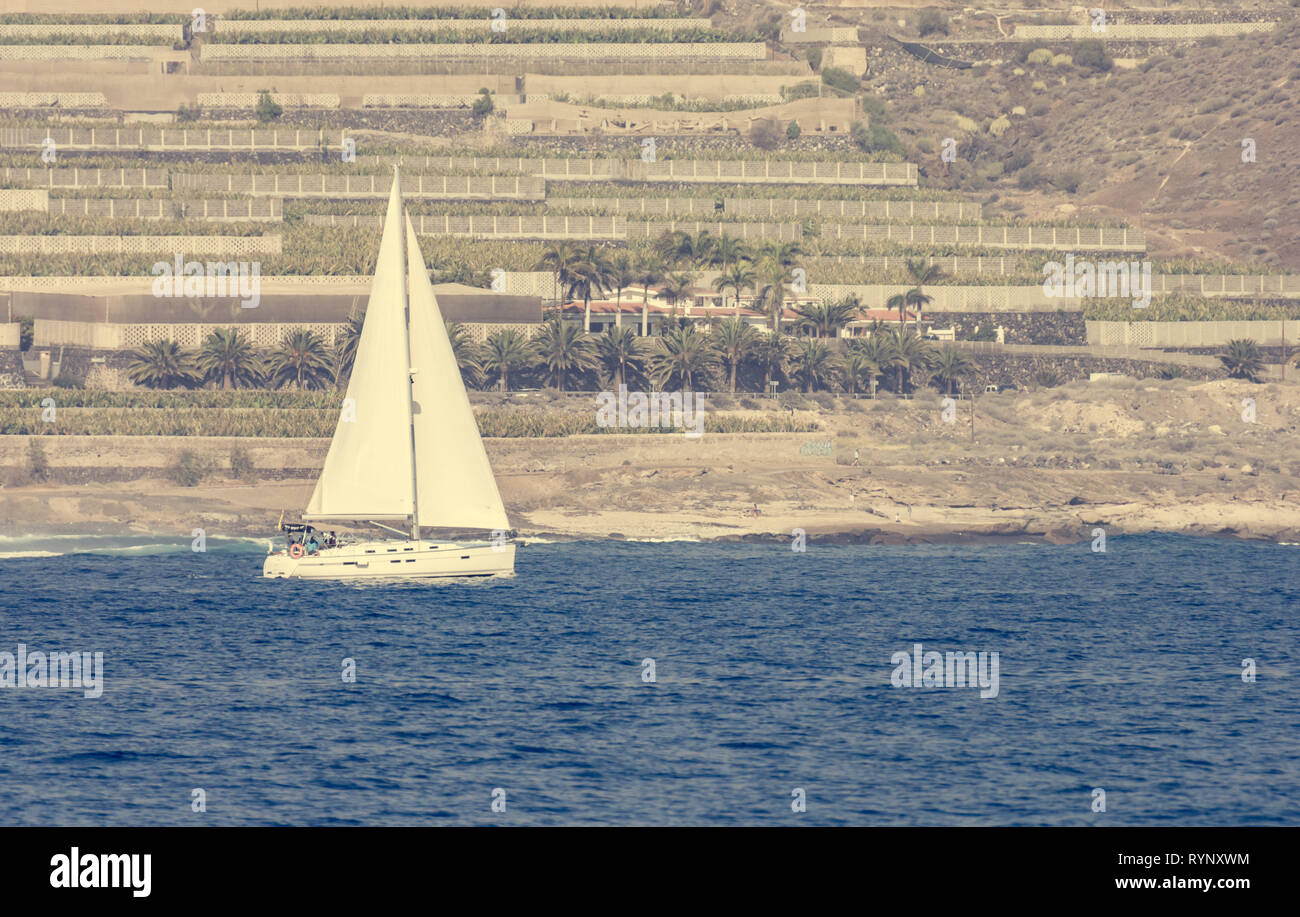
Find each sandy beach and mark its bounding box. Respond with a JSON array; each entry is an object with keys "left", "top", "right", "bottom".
[{"left": 2, "top": 377, "right": 1296, "bottom": 546}]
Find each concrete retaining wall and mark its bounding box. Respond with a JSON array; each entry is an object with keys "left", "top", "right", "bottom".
[
  {"left": 0, "top": 127, "right": 344, "bottom": 152},
  {"left": 1013, "top": 22, "right": 1277, "bottom": 40},
  {"left": 1088, "top": 320, "right": 1300, "bottom": 347},
  {"left": 1151, "top": 274, "right": 1300, "bottom": 297},
  {"left": 0, "top": 168, "right": 168, "bottom": 189},
  {"left": 0, "top": 92, "right": 109, "bottom": 108},
  {"left": 780, "top": 28, "right": 859, "bottom": 43},
  {"left": 0, "top": 24, "right": 183, "bottom": 41},
  {"left": 821, "top": 224, "right": 1143, "bottom": 252},
  {"left": 365, "top": 155, "right": 917, "bottom": 185},
  {"left": 202, "top": 42, "right": 768, "bottom": 62},
  {"left": 0, "top": 45, "right": 172, "bottom": 61},
  {"left": 216, "top": 18, "right": 711, "bottom": 35},
  {"left": 47, "top": 198, "right": 283, "bottom": 222},
  {"left": 0, "top": 236, "right": 281, "bottom": 256},
  {"left": 729, "top": 198, "right": 981, "bottom": 221},
  {"left": 195, "top": 93, "right": 341, "bottom": 108},
  {"left": 173, "top": 173, "right": 545, "bottom": 200},
  {"left": 624, "top": 220, "right": 800, "bottom": 241},
  {"left": 0, "top": 189, "right": 49, "bottom": 212}
]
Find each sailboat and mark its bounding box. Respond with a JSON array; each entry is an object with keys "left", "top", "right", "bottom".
[{"left": 263, "top": 169, "right": 515, "bottom": 579}]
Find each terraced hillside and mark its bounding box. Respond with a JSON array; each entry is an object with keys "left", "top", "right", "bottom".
[{"left": 0, "top": 0, "right": 1296, "bottom": 393}]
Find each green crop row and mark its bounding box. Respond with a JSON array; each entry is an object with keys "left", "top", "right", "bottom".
[
  {"left": 0, "top": 406, "right": 818, "bottom": 437},
  {"left": 209, "top": 27, "right": 754, "bottom": 44},
  {"left": 0, "top": 390, "right": 337, "bottom": 409},
  {"left": 0, "top": 213, "right": 274, "bottom": 236},
  {"left": 223, "top": 6, "right": 688, "bottom": 21},
  {"left": 1083, "top": 296, "right": 1300, "bottom": 321},
  {"left": 0, "top": 13, "right": 184, "bottom": 24}
]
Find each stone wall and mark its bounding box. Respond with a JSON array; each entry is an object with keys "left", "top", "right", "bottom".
[
  {"left": 966, "top": 352, "right": 1225, "bottom": 389},
  {"left": 927, "top": 310, "right": 1086, "bottom": 345},
  {"left": 810, "top": 284, "right": 1082, "bottom": 312}
]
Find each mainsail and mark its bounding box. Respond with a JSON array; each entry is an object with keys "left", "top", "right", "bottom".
[
  {"left": 405, "top": 214, "right": 510, "bottom": 531},
  {"left": 304, "top": 173, "right": 510, "bottom": 533}
]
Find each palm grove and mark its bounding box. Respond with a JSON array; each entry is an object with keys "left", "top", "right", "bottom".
[{"left": 123, "top": 231, "right": 988, "bottom": 396}]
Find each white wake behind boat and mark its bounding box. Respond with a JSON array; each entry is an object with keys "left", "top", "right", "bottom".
[{"left": 264, "top": 169, "right": 515, "bottom": 579}]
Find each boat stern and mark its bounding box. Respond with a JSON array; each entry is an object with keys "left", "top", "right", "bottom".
[{"left": 262, "top": 552, "right": 297, "bottom": 579}]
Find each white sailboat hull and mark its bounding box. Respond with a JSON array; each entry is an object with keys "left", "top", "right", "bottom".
[{"left": 262, "top": 539, "right": 515, "bottom": 580}]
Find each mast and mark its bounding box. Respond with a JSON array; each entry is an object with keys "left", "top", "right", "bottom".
[{"left": 395, "top": 164, "right": 422, "bottom": 541}]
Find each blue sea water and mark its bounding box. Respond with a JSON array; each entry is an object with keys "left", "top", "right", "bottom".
[{"left": 0, "top": 534, "right": 1296, "bottom": 826}]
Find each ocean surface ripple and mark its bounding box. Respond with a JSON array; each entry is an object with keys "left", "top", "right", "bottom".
[{"left": 0, "top": 534, "right": 1296, "bottom": 826}]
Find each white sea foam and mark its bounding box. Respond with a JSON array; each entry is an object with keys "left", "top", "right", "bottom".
[{"left": 0, "top": 533, "right": 267, "bottom": 559}]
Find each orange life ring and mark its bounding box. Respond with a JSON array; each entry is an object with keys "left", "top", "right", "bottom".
[{"left": 289, "top": 543, "right": 305, "bottom": 559}]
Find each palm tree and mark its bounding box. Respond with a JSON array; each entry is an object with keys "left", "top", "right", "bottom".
[
  {"left": 886, "top": 292, "right": 909, "bottom": 325},
  {"left": 567, "top": 245, "right": 611, "bottom": 333},
  {"left": 755, "top": 257, "right": 792, "bottom": 332},
  {"left": 904, "top": 286, "right": 933, "bottom": 324},
  {"left": 889, "top": 326, "right": 935, "bottom": 394},
  {"left": 533, "top": 319, "right": 594, "bottom": 391},
  {"left": 660, "top": 272, "right": 695, "bottom": 329},
  {"left": 595, "top": 325, "right": 645, "bottom": 389},
  {"left": 710, "top": 233, "right": 748, "bottom": 272},
  {"left": 791, "top": 339, "right": 842, "bottom": 393},
  {"left": 127, "top": 339, "right": 199, "bottom": 389},
  {"left": 651, "top": 324, "right": 717, "bottom": 392},
  {"left": 446, "top": 321, "right": 483, "bottom": 388},
  {"left": 268, "top": 329, "right": 334, "bottom": 390},
  {"left": 652, "top": 229, "right": 683, "bottom": 266},
  {"left": 903, "top": 257, "right": 942, "bottom": 327},
  {"left": 691, "top": 228, "right": 716, "bottom": 268},
  {"left": 762, "top": 240, "right": 804, "bottom": 267},
  {"left": 905, "top": 257, "right": 943, "bottom": 288},
  {"left": 635, "top": 256, "right": 664, "bottom": 337},
  {"left": 929, "top": 344, "right": 975, "bottom": 394},
  {"left": 842, "top": 347, "right": 879, "bottom": 398},
  {"left": 608, "top": 252, "right": 637, "bottom": 331},
  {"left": 853, "top": 334, "right": 894, "bottom": 397},
  {"left": 334, "top": 312, "right": 365, "bottom": 389},
  {"left": 536, "top": 241, "right": 578, "bottom": 308},
  {"left": 196, "top": 327, "right": 261, "bottom": 390},
  {"left": 713, "top": 261, "right": 757, "bottom": 318},
  {"left": 1219, "top": 338, "right": 1264, "bottom": 381},
  {"left": 711, "top": 317, "right": 759, "bottom": 393},
  {"left": 792, "top": 296, "right": 861, "bottom": 338},
  {"left": 753, "top": 331, "right": 794, "bottom": 395},
  {"left": 482, "top": 328, "right": 535, "bottom": 392}
]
